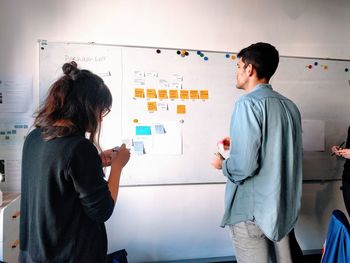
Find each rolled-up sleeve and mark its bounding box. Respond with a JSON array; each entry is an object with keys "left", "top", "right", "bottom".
[
  {"left": 222, "top": 99, "right": 262, "bottom": 184},
  {"left": 68, "top": 140, "right": 115, "bottom": 222}
]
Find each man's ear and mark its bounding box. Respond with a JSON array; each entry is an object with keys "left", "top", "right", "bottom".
[{"left": 246, "top": 64, "right": 254, "bottom": 77}]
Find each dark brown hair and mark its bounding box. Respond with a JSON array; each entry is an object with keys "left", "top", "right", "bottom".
[
  {"left": 237, "top": 42, "right": 279, "bottom": 81},
  {"left": 34, "top": 61, "right": 112, "bottom": 147}
]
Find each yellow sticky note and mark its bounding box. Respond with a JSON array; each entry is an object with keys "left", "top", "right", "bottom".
[
  {"left": 147, "top": 101, "right": 157, "bottom": 112},
  {"left": 177, "top": 104, "right": 186, "bottom": 114},
  {"left": 199, "top": 90, "right": 209, "bottom": 100},
  {"left": 180, "top": 90, "right": 189, "bottom": 100},
  {"left": 158, "top": 89, "right": 168, "bottom": 99},
  {"left": 190, "top": 90, "right": 199, "bottom": 100},
  {"left": 169, "top": 89, "right": 179, "bottom": 99},
  {"left": 134, "top": 88, "right": 145, "bottom": 98},
  {"left": 147, "top": 89, "right": 157, "bottom": 99}
]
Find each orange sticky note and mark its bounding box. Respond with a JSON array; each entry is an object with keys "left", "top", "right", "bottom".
[
  {"left": 169, "top": 89, "right": 179, "bottom": 99},
  {"left": 158, "top": 89, "right": 168, "bottom": 99},
  {"left": 177, "top": 104, "right": 186, "bottom": 114},
  {"left": 190, "top": 90, "right": 199, "bottom": 100},
  {"left": 147, "top": 89, "right": 157, "bottom": 99},
  {"left": 180, "top": 90, "right": 189, "bottom": 100},
  {"left": 199, "top": 90, "right": 209, "bottom": 100},
  {"left": 147, "top": 101, "right": 157, "bottom": 112},
  {"left": 134, "top": 88, "right": 145, "bottom": 98}
]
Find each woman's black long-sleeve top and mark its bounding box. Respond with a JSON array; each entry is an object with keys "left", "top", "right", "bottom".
[{"left": 19, "top": 128, "right": 115, "bottom": 263}]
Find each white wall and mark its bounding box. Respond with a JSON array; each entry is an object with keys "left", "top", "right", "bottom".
[{"left": 1, "top": 0, "right": 350, "bottom": 262}]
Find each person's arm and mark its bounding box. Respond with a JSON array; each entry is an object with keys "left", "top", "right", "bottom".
[
  {"left": 222, "top": 99, "right": 261, "bottom": 184},
  {"left": 108, "top": 144, "right": 130, "bottom": 202},
  {"left": 69, "top": 140, "right": 119, "bottom": 222},
  {"left": 336, "top": 148, "right": 350, "bottom": 159}
]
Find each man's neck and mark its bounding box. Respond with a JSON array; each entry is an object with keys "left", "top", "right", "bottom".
[{"left": 245, "top": 78, "right": 269, "bottom": 93}]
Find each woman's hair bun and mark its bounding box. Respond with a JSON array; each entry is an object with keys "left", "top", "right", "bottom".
[{"left": 62, "top": 61, "right": 78, "bottom": 76}]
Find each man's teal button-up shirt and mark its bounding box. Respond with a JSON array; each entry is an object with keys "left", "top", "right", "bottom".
[{"left": 221, "top": 84, "right": 303, "bottom": 241}]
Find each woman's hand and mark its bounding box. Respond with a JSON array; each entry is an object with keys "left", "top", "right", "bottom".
[
  {"left": 111, "top": 144, "right": 130, "bottom": 168},
  {"left": 100, "top": 149, "right": 114, "bottom": 167}
]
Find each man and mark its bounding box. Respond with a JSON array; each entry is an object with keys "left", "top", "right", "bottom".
[{"left": 212, "top": 42, "right": 303, "bottom": 263}]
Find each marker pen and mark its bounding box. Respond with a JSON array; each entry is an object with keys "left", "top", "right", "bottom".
[{"left": 214, "top": 152, "right": 225, "bottom": 160}]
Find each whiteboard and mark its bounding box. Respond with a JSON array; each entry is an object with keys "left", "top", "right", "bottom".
[{"left": 39, "top": 41, "right": 350, "bottom": 185}]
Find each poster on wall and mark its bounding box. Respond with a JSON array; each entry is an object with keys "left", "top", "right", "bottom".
[{"left": 0, "top": 75, "right": 33, "bottom": 191}]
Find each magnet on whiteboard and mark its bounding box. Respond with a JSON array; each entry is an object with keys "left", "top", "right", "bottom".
[
  {"left": 133, "top": 119, "right": 138, "bottom": 123},
  {"left": 180, "top": 119, "right": 184, "bottom": 123}
]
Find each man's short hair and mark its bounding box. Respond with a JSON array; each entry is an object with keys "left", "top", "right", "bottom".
[{"left": 237, "top": 42, "right": 279, "bottom": 81}]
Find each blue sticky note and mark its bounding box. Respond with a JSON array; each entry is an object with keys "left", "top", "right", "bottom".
[
  {"left": 155, "top": 124, "right": 165, "bottom": 134},
  {"left": 136, "top": 126, "right": 152, "bottom": 135},
  {"left": 134, "top": 141, "right": 145, "bottom": 155}
]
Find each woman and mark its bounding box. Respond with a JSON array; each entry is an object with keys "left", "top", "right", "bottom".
[
  {"left": 331, "top": 126, "right": 350, "bottom": 217},
  {"left": 19, "top": 61, "right": 130, "bottom": 262}
]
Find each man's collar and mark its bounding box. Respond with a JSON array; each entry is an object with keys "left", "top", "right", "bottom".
[{"left": 250, "top": 83, "right": 272, "bottom": 93}]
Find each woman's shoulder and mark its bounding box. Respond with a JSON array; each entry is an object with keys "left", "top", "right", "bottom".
[
  {"left": 56, "top": 136, "right": 99, "bottom": 168},
  {"left": 66, "top": 136, "right": 99, "bottom": 158},
  {"left": 26, "top": 127, "right": 40, "bottom": 139}
]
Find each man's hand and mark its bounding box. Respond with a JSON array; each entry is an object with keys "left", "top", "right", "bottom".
[{"left": 212, "top": 152, "right": 224, "bottom": 170}]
